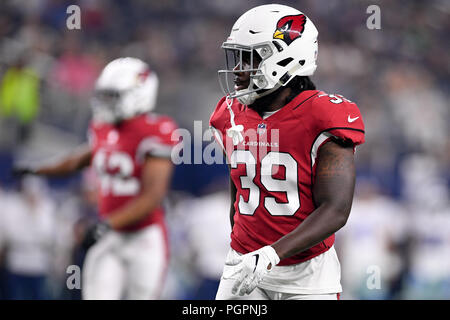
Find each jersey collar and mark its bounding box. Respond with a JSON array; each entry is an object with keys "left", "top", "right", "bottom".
[{"left": 243, "top": 90, "right": 318, "bottom": 123}]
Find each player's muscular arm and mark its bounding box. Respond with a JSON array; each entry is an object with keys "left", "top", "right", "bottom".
[
  {"left": 21, "top": 144, "right": 92, "bottom": 176},
  {"left": 106, "top": 156, "right": 173, "bottom": 229},
  {"left": 271, "top": 139, "right": 355, "bottom": 260}
]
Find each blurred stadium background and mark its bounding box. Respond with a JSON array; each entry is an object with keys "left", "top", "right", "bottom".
[{"left": 0, "top": 0, "right": 448, "bottom": 300}]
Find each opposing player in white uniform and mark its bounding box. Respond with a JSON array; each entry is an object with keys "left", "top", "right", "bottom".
[{"left": 13, "top": 58, "right": 178, "bottom": 299}]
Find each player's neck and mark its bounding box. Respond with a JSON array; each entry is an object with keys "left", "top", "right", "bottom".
[{"left": 250, "top": 87, "right": 293, "bottom": 116}]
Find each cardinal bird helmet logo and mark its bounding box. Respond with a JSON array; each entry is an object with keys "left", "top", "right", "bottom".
[{"left": 273, "top": 14, "right": 307, "bottom": 45}]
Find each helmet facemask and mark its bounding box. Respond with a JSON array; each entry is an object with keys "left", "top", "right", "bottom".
[
  {"left": 91, "top": 88, "right": 125, "bottom": 124},
  {"left": 91, "top": 57, "right": 159, "bottom": 125},
  {"left": 218, "top": 42, "right": 281, "bottom": 106}
]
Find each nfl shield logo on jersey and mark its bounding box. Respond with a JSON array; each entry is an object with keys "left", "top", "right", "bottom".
[{"left": 257, "top": 123, "right": 266, "bottom": 135}]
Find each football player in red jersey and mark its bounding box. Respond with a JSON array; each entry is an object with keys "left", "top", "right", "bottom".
[
  {"left": 211, "top": 4, "right": 365, "bottom": 300},
  {"left": 13, "top": 57, "right": 178, "bottom": 299}
]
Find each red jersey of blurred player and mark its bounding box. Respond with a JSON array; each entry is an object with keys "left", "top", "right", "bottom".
[
  {"left": 89, "top": 113, "right": 177, "bottom": 233},
  {"left": 210, "top": 90, "right": 365, "bottom": 266},
  {"left": 14, "top": 57, "right": 178, "bottom": 299}
]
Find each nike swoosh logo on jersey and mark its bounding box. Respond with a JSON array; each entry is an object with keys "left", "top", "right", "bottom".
[{"left": 348, "top": 115, "right": 359, "bottom": 123}]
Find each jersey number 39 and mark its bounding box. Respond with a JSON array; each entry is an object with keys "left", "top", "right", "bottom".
[{"left": 231, "top": 150, "right": 300, "bottom": 216}]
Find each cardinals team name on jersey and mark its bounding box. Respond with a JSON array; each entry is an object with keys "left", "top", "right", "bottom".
[
  {"left": 243, "top": 141, "right": 279, "bottom": 148},
  {"left": 210, "top": 90, "right": 365, "bottom": 266}
]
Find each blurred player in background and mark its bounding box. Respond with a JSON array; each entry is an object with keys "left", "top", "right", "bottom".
[
  {"left": 337, "top": 178, "right": 408, "bottom": 300},
  {"left": 210, "top": 4, "right": 365, "bottom": 300},
  {"left": 0, "top": 176, "right": 56, "bottom": 300},
  {"left": 13, "top": 57, "right": 178, "bottom": 299}
]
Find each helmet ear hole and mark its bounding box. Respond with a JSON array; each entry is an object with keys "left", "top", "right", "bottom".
[
  {"left": 272, "top": 41, "right": 283, "bottom": 52},
  {"left": 277, "top": 58, "right": 294, "bottom": 67},
  {"left": 299, "top": 60, "right": 305, "bottom": 66}
]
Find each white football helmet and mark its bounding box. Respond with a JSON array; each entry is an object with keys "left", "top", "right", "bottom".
[
  {"left": 91, "top": 57, "right": 159, "bottom": 124},
  {"left": 218, "top": 4, "right": 318, "bottom": 105}
]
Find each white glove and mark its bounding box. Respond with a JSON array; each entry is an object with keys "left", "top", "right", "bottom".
[{"left": 227, "top": 246, "right": 280, "bottom": 296}]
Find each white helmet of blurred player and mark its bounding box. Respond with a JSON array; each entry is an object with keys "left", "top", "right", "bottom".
[
  {"left": 218, "top": 4, "right": 318, "bottom": 105},
  {"left": 91, "top": 57, "right": 158, "bottom": 124}
]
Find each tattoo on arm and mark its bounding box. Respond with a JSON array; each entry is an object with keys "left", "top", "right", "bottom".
[
  {"left": 271, "top": 139, "right": 357, "bottom": 260},
  {"left": 229, "top": 167, "right": 237, "bottom": 228},
  {"left": 313, "top": 138, "right": 355, "bottom": 212}
]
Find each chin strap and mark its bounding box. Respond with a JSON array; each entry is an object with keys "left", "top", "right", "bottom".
[
  {"left": 254, "top": 83, "right": 282, "bottom": 100},
  {"left": 278, "top": 63, "right": 304, "bottom": 86},
  {"left": 225, "top": 96, "right": 244, "bottom": 146}
]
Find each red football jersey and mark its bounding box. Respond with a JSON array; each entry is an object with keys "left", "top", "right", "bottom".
[
  {"left": 210, "top": 90, "right": 365, "bottom": 266},
  {"left": 88, "top": 113, "right": 178, "bottom": 232}
]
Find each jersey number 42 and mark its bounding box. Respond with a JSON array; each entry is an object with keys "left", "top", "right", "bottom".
[{"left": 92, "top": 150, "right": 140, "bottom": 196}]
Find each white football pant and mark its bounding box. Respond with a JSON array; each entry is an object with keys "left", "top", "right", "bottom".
[
  {"left": 82, "top": 223, "right": 167, "bottom": 300},
  {"left": 216, "top": 246, "right": 342, "bottom": 300}
]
